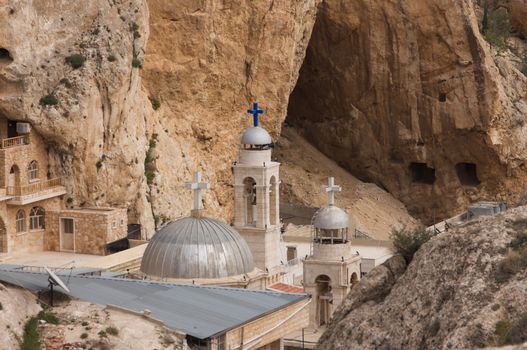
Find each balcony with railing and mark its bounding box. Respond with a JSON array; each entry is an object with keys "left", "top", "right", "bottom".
[
  {"left": 0, "top": 135, "right": 30, "bottom": 149},
  {"left": 7, "top": 177, "right": 67, "bottom": 205}
]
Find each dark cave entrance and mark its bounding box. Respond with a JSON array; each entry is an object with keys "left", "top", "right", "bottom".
[
  {"left": 456, "top": 162, "right": 480, "bottom": 187},
  {"left": 0, "top": 48, "right": 13, "bottom": 65},
  {"left": 410, "top": 162, "right": 436, "bottom": 185}
]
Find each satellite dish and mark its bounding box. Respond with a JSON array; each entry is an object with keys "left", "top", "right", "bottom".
[
  {"left": 45, "top": 267, "right": 70, "bottom": 293},
  {"left": 44, "top": 266, "right": 71, "bottom": 306}
]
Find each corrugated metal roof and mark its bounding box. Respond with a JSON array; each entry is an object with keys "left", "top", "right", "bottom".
[{"left": 0, "top": 265, "right": 307, "bottom": 339}]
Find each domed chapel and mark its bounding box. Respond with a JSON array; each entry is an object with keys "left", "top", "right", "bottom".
[{"left": 140, "top": 102, "right": 284, "bottom": 288}]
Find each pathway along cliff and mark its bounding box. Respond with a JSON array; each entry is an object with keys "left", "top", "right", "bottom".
[{"left": 318, "top": 205, "right": 527, "bottom": 349}]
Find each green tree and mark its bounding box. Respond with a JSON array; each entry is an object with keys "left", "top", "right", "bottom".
[
  {"left": 482, "top": 1, "right": 489, "bottom": 34},
  {"left": 483, "top": 8, "right": 512, "bottom": 53},
  {"left": 390, "top": 226, "right": 436, "bottom": 263}
]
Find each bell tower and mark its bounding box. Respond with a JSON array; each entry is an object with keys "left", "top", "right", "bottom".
[
  {"left": 303, "top": 177, "right": 361, "bottom": 328},
  {"left": 233, "top": 103, "right": 281, "bottom": 271}
]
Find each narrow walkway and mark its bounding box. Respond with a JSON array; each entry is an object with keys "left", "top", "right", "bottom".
[{"left": 0, "top": 251, "right": 101, "bottom": 268}]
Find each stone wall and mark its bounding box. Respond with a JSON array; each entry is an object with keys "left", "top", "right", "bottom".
[
  {"left": 45, "top": 208, "right": 127, "bottom": 255},
  {"left": 0, "top": 197, "right": 61, "bottom": 253},
  {"left": 0, "top": 124, "right": 51, "bottom": 188},
  {"left": 224, "top": 298, "right": 310, "bottom": 350}
]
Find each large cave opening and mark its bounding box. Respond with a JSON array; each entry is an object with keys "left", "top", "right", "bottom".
[{"left": 284, "top": 0, "right": 455, "bottom": 222}]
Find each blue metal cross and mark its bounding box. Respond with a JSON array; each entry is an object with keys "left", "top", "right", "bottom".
[{"left": 247, "top": 102, "right": 264, "bottom": 127}]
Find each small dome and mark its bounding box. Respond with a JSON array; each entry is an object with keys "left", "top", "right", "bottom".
[
  {"left": 313, "top": 205, "right": 349, "bottom": 230},
  {"left": 140, "top": 216, "right": 255, "bottom": 279},
  {"left": 241, "top": 127, "right": 272, "bottom": 145}
]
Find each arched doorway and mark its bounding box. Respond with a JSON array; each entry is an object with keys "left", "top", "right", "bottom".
[
  {"left": 8, "top": 164, "right": 20, "bottom": 189},
  {"left": 350, "top": 272, "right": 359, "bottom": 286},
  {"left": 0, "top": 216, "right": 7, "bottom": 253},
  {"left": 243, "top": 177, "right": 257, "bottom": 226},
  {"left": 315, "top": 275, "right": 332, "bottom": 326},
  {"left": 269, "top": 176, "right": 277, "bottom": 226}
]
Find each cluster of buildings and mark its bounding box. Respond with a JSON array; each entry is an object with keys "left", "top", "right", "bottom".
[
  {"left": 0, "top": 117, "right": 127, "bottom": 256},
  {"left": 0, "top": 104, "right": 397, "bottom": 349}
]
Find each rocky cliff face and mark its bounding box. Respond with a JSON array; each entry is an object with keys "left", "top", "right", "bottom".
[
  {"left": 0, "top": 0, "right": 155, "bottom": 232},
  {"left": 0, "top": 0, "right": 321, "bottom": 234},
  {"left": 318, "top": 206, "right": 527, "bottom": 349},
  {"left": 287, "top": 0, "right": 527, "bottom": 223},
  {"left": 140, "top": 0, "right": 320, "bottom": 225}
]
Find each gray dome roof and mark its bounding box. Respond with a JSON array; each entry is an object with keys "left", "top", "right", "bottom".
[
  {"left": 313, "top": 205, "right": 349, "bottom": 230},
  {"left": 140, "top": 216, "right": 255, "bottom": 279},
  {"left": 240, "top": 127, "right": 272, "bottom": 145}
]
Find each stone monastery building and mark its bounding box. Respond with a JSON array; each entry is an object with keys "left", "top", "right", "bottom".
[{"left": 0, "top": 116, "right": 127, "bottom": 256}]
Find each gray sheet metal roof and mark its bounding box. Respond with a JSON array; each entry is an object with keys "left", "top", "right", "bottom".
[{"left": 0, "top": 265, "right": 307, "bottom": 339}]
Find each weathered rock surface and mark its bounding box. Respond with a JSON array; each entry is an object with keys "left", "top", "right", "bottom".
[
  {"left": 141, "top": 0, "right": 320, "bottom": 226},
  {"left": 288, "top": 0, "right": 527, "bottom": 224},
  {"left": 0, "top": 0, "right": 155, "bottom": 233},
  {"left": 0, "top": 283, "right": 41, "bottom": 349},
  {"left": 318, "top": 206, "right": 527, "bottom": 349},
  {"left": 0, "top": 0, "right": 322, "bottom": 234},
  {"left": 276, "top": 128, "right": 416, "bottom": 239}
]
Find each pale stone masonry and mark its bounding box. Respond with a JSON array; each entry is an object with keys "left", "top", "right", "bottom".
[
  {"left": 0, "top": 118, "right": 127, "bottom": 256},
  {"left": 219, "top": 298, "right": 310, "bottom": 350},
  {"left": 233, "top": 143, "right": 282, "bottom": 272},
  {"left": 45, "top": 208, "right": 127, "bottom": 255}
]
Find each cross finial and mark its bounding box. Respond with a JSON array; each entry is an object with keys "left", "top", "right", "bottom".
[
  {"left": 320, "top": 177, "right": 341, "bottom": 206},
  {"left": 184, "top": 171, "right": 210, "bottom": 211},
  {"left": 247, "top": 102, "right": 264, "bottom": 127}
]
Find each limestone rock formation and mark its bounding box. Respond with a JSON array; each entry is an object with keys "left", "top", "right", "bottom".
[
  {"left": 0, "top": 0, "right": 322, "bottom": 234},
  {"left": 318, "top": 206, "right": 527, "bottom": 349},
  {"left": 0, "top": 0, "right": 155, "bottom": 233},
  {"left": 141, "top": 0, "right": 321, "bottom": 225},
  {"left": 288, "top": 0, "right": 527, "bottom": 224},
  {"left": 0, "top": 283, "right": 41, "bottom": 348}
]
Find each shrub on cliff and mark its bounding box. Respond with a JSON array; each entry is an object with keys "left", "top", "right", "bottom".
[
  {"left": 149, "top": 96, "right": 161, "bottom": 110},
  {"left": 390, "top": 226, "right": 436, "bottom": 264},
  {"left": 483, "top": 8, "right": 512, "bottom": 53},
  {"left": 492, "top": 314, "right": 527, "bottom": 346},
  {"left": 39, "top": 94, "right": 58, "bottom": 106},
  {"left": 66, "top": 54, "right": 86, "bottom": 69},
  {"left": 521, "top": 50, "right": 527, "bottom": 76}
]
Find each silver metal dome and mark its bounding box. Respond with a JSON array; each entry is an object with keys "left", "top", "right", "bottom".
[
  {"left": 313, "top": 205, "right": 349, "bottom": 230},
  {"left": 140, "top": 216, "right": 255, "bottom": 279},
  {"left": 240, "top": 127, "right": 272, "bottom": 145}
]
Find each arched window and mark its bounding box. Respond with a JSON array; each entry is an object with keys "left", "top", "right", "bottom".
[
  {"left": 29, "top": 207, "right": 45, "bottom": 230},
  {"left": 243, "top": 177, "right": 257, "bottom": 226},
  {"left": 28, "top": 161, "right": 38, "bottom": 181},
  {"left": 16, "top": 210, "right": 25, "bottom": 233}
]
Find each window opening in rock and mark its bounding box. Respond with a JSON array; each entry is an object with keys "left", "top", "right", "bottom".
[
  {"left": 456, "top": 162, "right": 480, "bottom": 186},
  {"left": 410, "top": 162, "right": 436, "bottom": 184},
  {"left": 0, "top": 48, "right": 13, "bottom": 65},
  {"left": 439, "top": 93, "right": 447, "bottom": 102}
]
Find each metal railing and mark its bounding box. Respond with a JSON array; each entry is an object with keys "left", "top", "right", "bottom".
[
  {"left": 7, "top": 177, "right": 64, "bottom": 196},
  {"left": 287, "top": 257, "right": 299, "bottom": 266},
  {"left": 1, "top": 135, "right": 30, "bottom": 149}
]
